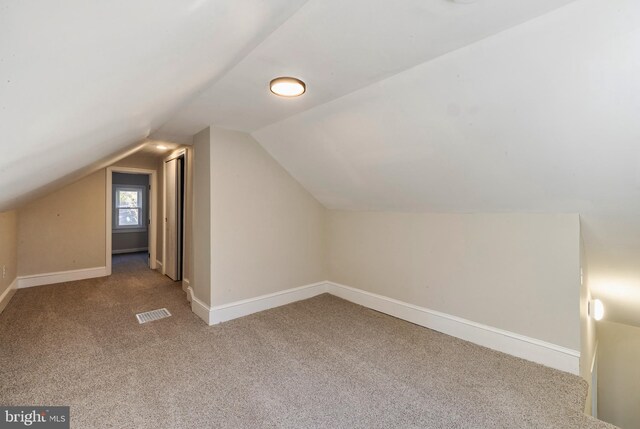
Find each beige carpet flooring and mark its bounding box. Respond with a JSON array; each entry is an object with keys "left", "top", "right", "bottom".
[{"left": 0, "top": 253, "right": 615, "bottom": 428}]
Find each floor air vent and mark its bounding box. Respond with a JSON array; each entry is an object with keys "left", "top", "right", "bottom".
[{"left": 136, "top": 308, "right": 171, "bottom": 324}]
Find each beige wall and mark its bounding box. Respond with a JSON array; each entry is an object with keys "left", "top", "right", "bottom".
[
  {"left": 597, "top": 320, "right": 640, "bottom": 429},
  {"left": 18, "top": 170, "right": 106, "bottom": 276},
  {"left": 209, "top": 127, "right": 326, "bottom": 305},
  {"left": 192, "top": 128, "right": 212, "bottom": 306},
  {"left": 0, "top": 210, "right": 18, "bottom": 312},
  {"left": 16, "top": 149, "right": 174, "bottom": 278},
  {"left": 580, "top": 232, "right": 597, "bottom": 415},
  {"left": 113, "top": 152, "right": 162, "bottom": 171},
  {"left": 327, "top": 211, "right": 581, "bottom": 350}
]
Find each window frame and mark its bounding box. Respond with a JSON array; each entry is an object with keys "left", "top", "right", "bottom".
[{"left": 113, "top": 185, "right": 147, "bottom": 233}]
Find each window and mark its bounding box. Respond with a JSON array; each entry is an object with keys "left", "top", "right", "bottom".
[{"left": 113, "top": 185, "right": 146, "bottom": 231}]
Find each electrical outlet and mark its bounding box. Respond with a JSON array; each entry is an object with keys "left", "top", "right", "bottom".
[{"left": 2, "top": 265, "right": 5, "bottom": 279}]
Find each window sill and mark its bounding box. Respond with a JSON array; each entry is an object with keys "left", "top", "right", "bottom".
[{"left": 113, "top": 228, "right": 148, "bottom": 234}]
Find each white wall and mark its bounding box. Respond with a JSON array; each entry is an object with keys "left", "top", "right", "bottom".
[
  {"left": 597, "top": 320, "right": 640, "bottom": 428},
  {"left": 327, "top": 211, "right": 581, "bottom": 351},
  {"left": 209, "top": 127, "right": 327, "bottom": 305}
]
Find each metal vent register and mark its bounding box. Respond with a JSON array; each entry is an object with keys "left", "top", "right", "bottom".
[{"left": 136, "top": 308, "right": 171, "bottom": 324}]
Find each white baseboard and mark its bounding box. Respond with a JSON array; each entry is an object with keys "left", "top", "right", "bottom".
[
  {"left": 210, "top": 281, "right": 328, "bottom": 325},
  {"left": 197, "top": 280, "right": 580, "bottom": 375},
  {"left": 327, "top": 281, "right": 580, "bottom": 375},
  {"left": 0, "top": 278, "right": 18, "bottom": 314},
  {"left": 17, "top": 266, "right": 108, "bottom": 289},
  {"left": 112, "top": 247, "right": 148, "bottom": 255},
  {"left": 189, "top": 288, "right": 211, "bottom": 324},
  {"left": 182, "top": 279, "right": 192, "bottom": 302}
]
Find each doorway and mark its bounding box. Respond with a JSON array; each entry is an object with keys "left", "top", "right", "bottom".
[{"left": 105, "top": 167, "right": 158, "bottom": 275}]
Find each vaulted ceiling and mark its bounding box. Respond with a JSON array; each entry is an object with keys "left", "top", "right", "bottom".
[
  {"left": 0, "top": 0, "right": 308, "bottom": 210},
  {"left": 157, "top": 0, "right": 576, "bottom": 135},
  {"left": 3, "top": 0, "right": 640, "bottom": 324}
]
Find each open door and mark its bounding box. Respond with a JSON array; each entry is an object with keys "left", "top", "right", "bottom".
[{"left": 164, "top": 156, "right": 184, "bottom": 281}]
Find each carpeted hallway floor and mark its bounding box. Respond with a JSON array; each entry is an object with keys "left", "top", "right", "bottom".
[{"left": 0, "top": 253, "right": 614, "bottom": 428}]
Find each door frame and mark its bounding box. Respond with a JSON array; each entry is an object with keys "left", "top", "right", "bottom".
[
  {"left": 105, "top": 166, "right": 158, "bottom": 275},
  {"left": 162, "top": 148, "right": 188, "bottom": 277},
  {"left": 591, "top": 341, "right": 599, "bottom": 417}
]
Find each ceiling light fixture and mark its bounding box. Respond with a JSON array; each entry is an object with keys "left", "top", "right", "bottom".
[
  {"left": 156, "top": 145, "right": 168, "bottom": 150},
  {"left": 589, "top": 299, "right": 605, "bottom": 321},
  {"left": 270, "top": 77, "right": 306, "bottom": 97}
]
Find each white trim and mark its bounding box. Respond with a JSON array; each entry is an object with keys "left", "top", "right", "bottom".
[
  {"left": 112, "top": 247, "right": 148, "bottom": 255},
  {"left": 197, "top": 280, "right": 580, "bottom": 374},
  {"left": 17, "top": 267, "right": 108, "bottom": 289},
  {"left": 112, "top": 184, "right": 147, "bottom": 232},
  {"left": 156, "top": 260, "right": 163, "bottom": 269},
  {"left": 162, "top": 147, "right": 187, "bottom": 278},
  {"left": 106, "top": 166, "right": 157, "bottom": 274},
  {"left": 326, "top": 281, "right": 580, "bottom": 375},
  {"left": 183, "top": 279, "right": 192, "bottom": 302},
  {"left": 112, "top": 228, "right": 147, "bottom": 234},
  {"left": 590, "top": 341, "right": 599, "bottom": 418},
  {"left": 0, "top": 278, "right": 18, "bottom": 314},
  {"left": 190, "top": 288, "right": 211, "bottom": 324},
  {"left": 209, "top": 282, "right": 329, "bottom": 325},
  {"left": 162, "top": 160, "right": 166, "bottom": 275},
  {"left": 106, "top": 169, "right": 112, "bottom": 274}
]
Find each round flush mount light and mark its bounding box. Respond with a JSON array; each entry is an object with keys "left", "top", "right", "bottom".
[
  {"left": 590, "top": 299, "right": 605, "bottom": 321},
  {"left": 451, "top": 0, "right": 477, "bottom": 3},
  {"left": 270, "top": 77, "right": 306, "bottom": 97}
]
